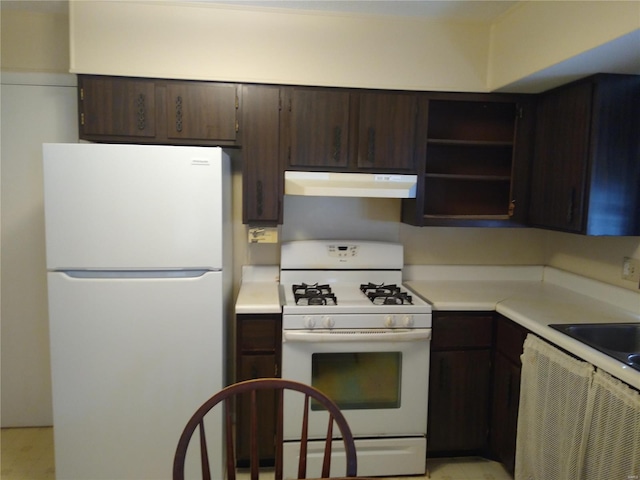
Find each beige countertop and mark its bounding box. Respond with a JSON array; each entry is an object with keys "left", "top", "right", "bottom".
[
  {"left": 235, "top": 264, "right": 640, "bottom": 388},
  {"left": 405, "top": 266, "right": 640, "bottom": 390},
  {"left": 234, "top": 266, "right": 281, "bottom": 315}
]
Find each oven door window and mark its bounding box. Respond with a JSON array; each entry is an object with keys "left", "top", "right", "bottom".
[{"left": 311, "top": 352, "right": 401, "bottom": 410}]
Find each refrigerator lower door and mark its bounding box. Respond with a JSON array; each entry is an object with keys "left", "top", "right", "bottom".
[{"left": 48, "top": 271, "right": 224, "bottom": 480}]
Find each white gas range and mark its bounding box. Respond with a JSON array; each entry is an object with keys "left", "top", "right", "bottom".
[{"left": 279, "top": 240, "right": 432, "bottom": 477}]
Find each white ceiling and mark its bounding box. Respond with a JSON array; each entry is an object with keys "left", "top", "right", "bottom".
[
  {"left": 204, "top": 1, "right": 520, "bottom": 21},
  {"left": 0, "top": 0, "right": 68, "bottom": 14},
  {"left": 0, "top": 0, "right": 519, "bottom": 19}
]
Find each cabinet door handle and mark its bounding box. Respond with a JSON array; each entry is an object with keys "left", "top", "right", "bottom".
[
  {"left": 506, "top": 373, "right": 512, "bottom": 409},
  {"left": 175, "top": 96, "right": 183, "bottom": 133},
  {"left": 567, "top": 187, "right": 576, "bottom": 224},
  {"left": 256, "top": 180, "right": 263, "bottom": 217},
  {"left": 332, "top": 126, "right": 342, "bottom": 163},
  {"left": 367, "top": 128, "right": 376, "bottom": 163},
  {"left": 136, "top": 94, "right": 146, "bottom": 131},
  {"left": 438, "top": 358, "right": 447, "bottom": 390}
]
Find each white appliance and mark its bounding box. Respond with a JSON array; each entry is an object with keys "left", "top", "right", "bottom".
[
  {"left": 43, "top": 143, "right": 231, "bottom": 480},
  {"left": 279, "top": 240, "right": 432, "bottom": 477},
  {"left": 284, "top": 171, "right": 418, "bottom": 198}
]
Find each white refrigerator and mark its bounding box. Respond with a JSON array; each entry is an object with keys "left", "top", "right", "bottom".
[{"left": 43, "top": 143, "right": 231, "bottom": 480}]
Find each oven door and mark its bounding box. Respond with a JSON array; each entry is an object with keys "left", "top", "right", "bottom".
[{"left": 281, "top": 328, "right": 431, "bottom": 439}]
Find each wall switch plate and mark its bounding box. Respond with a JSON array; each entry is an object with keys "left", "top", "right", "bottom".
[
  {"left": 622, "top": 257, "right": 640, "bottom": 283},
  {"left": 248, "top": 227, "right": 278, "bottom": 244}
]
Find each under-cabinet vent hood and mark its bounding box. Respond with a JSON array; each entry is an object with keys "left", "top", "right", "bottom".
[{"left": 284, "top": 171, "right": 417, "bottom": 198}]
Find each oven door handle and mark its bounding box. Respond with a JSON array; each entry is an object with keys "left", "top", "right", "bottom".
[{"left": 283, "top": 329, "right": 431, "bottom": 343}]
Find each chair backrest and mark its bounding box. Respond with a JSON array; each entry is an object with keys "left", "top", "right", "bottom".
[{"left": 173, "top": 378, "right": 357, "bottom": 480}]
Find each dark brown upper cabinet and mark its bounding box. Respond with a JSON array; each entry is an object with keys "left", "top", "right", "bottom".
[
  {"left": 287, "top": 87, "right": 351, "bottom": 169},
  {"left": 165, "top": 82, "right": 238, "bottom": 143},
  {"left": 356, "top": 91, "right": 417, "bottom": 170},
  {"left": 240, "top": 84, "right": 283, "bottom": 225},
  {"left": 529, "top": 73, "right": 640, "bottom": 235},
  {"left": 402, "top": 92, "right": 535, "bottom": 227},
  {"left": 78, "top": 75, "right": 239, "bottom": 146},
  {"left": 79, "top": 75, "right": 157, "bottom": 139},
  {"left": 284, "top": 86, "right": 418, "bottom": 172}
]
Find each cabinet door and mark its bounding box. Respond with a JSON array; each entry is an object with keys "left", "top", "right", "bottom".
[
  {"left": 235, "top": 314, "right": 281, "bottom": 466},
  {"left": 529, "top": 82, "right": 592, "bottom": 232},
  {"left": 79, "top": 75, "right": 156, "bottom": 139},
  {"left": 490, "top": 352, "right": 521, "bottom": 475},
  {"left": 166, "top": 82, "right": 238, "bottom": 142},
  {"left": 236, "top": 354, "right": 278, "bottom": 465},
  {"left": 357, "top": 92, "right": 417, "bottom": 171},
  {"left": 288, "top": 87, "right": 351, "bottom": 168},
  {"left": 428, "top": 349, "right": 492, "bottom": 453},
  {"left": 241, "top": 85, "right": 282, "bottom": 225},
  {"left": 402, "top": 93, "right": 534, "bottom": 227},
  {"left": 490, "top": 315, "right": 529, "bottom": 474}
]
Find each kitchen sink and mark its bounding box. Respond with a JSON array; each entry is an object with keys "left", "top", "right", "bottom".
[{"left": 549, "top": 323, "right": 640, "bottom": 372}]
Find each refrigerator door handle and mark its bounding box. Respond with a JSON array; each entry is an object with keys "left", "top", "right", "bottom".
[{"left": 59, "top": 269, "right": 214, "bottom": 279}]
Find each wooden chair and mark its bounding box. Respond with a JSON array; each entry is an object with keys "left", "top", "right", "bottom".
[{"left": 173, "top": 378, "right": 358, "bottom": 480}]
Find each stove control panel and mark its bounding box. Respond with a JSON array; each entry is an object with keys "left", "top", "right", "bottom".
[
  {"left": 327, "top": 244, "right": 358, "bottom": 258},
  {"left": 284, "top": 313, "right": 432, "bottom": 330}
]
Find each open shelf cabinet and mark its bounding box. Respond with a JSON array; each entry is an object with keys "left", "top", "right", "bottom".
[{"left": 402, "top": 93, "right": 534, "bottom": 227}]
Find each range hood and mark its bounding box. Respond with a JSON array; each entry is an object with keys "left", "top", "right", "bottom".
[{"left": 284, "top": 171, "right": 417, "bottom": 198}]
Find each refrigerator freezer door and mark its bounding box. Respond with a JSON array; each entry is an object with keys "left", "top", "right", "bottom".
[
  {"left": 48, "top": 271, "right": 224, "bottom": 480},
  {"left": 43, "top": 143, "right": 230, "bottom": 270}
]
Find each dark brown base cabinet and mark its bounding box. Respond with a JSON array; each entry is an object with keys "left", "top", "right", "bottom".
[
  {"left": 427, "top": 312, "right": 531, "bottom": 476},
  {"left": 235, "top": 314, "right": 282, "bottom": 466},
  {"left": 428, "top": 313, "right": 494, "bottom": 454},
  {"left": 490, "top": 314, "right": 530, "bottom": 475}
]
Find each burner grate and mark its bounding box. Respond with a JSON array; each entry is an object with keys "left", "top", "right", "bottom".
[
  {"left": 292, "top": 283, "right": 337, "bottom": 306},
  {"left": 360, "top": 283, "right": 413, "bottom": 305}
]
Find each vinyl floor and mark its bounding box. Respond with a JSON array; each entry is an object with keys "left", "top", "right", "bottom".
[{"left": 1, "top": 427, "right": 513, "bottom": 480}]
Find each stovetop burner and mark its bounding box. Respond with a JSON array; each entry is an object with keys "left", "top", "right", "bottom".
[
  {"left": 280, "top": 241, "right": 431, "bottom": 322},
  {"left": 360, "top": 283, "right": 413, "bottom": 305},
  {"left": 292, "top": 283, "right": 337, "bottom": 306}
]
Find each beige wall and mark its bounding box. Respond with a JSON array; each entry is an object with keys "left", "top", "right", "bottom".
[
  {"left": 69, "top": 1, "right": 491, "bottom": 91},
  {"left": 544, "top": 231, "right": 640, "bottom": 290},
  {"left": 488, "top": 1, "right": 640, "bottom": 90},
  {"left": 1, "top": 9, "right": 70, "bottom": 73},
  {"left": 1, "top": 1, "right": 639, "bottom": 427}
]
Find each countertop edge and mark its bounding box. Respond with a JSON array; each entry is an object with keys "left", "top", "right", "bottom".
[{"left": 496, "top": 302, "right": 640, "bottom": 390}]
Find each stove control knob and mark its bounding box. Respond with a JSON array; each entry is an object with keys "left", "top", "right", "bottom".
[
  {"left": 384, "top": 315, "right": 396, "bottom": 327},
  {"left": 322, "top": 316, "right": 335, "bottom": 328},
  {"left": 304, "top": 316, "right": 316, "bottom": 329},
  {"left": 402, "top": 315, "right": 415, "bottom": 327}
]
